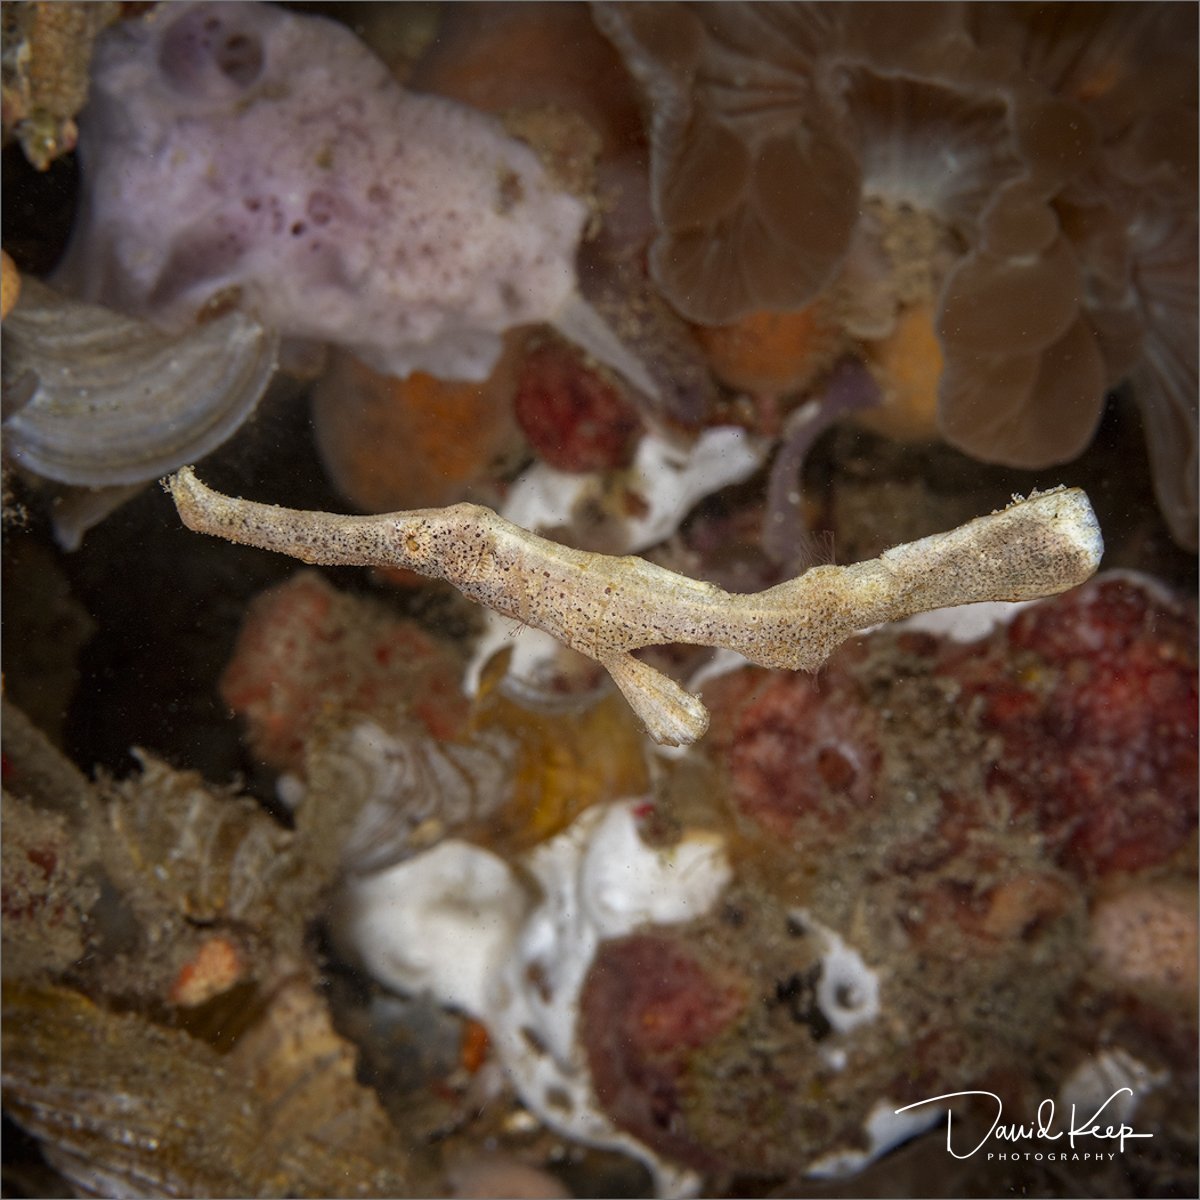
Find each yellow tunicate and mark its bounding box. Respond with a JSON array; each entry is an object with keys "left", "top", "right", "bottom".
[{"left": 469, "top": 673, "right": 651, "bottom": 855}]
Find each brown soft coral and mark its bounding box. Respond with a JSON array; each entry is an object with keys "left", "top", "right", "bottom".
[
  {"left": 950, "top": 2, "right": 1198, "bottom": 546},
  {"left": 596, "top": 1, "right": 1198, "bottom": 547},
  {"left": 592, "top": 2, "right": 863, "bottom": 324}
]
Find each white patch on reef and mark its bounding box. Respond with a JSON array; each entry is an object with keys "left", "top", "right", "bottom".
[
  {"left": 820, "top": 1045, "right": 849, "bottom": 1072},
  {"left": 687, "top": 647, "right": 753, "bottom": 691},
  {"left": 893, "top": 599, "right": 1035, "bottom": 641},
  {"left": 817, "top": 934, "right": 882, "bottom": 1034},
  {"left": 805, "top": 1099, "right": 944, "bottom": 1179},
  {"left": 791, "top": 908, "right": 882, "bottom": 1034},
  {"left": 336, "top": 799, "right": 729, "bottom": 1198},
  {"left": 464, "top": 426, "right": 768, "bottom": 700},
  {"left": 498, "top": 424, "right": 767, "bottom": 555},
  {"left": 621, "top": 425, "right": 768, "bottom": 550},
  {"left": 274, "top": 771, "right": 305, "bottom": 813},
  {"left": 892, "top": 570, "right": 1180, "bottom": 644},
  {"left": 501, "top": 467, "right": 591, "bottom": 540}
]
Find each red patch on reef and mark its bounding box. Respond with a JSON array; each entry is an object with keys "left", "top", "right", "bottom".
[
  {"left": 940, "top": 576, "right": 1198, "bottom": 877},
  {"left": 580, "top": 934, "right": 745, "bottom": 1170},
  {"left": 513, "top": 342, "right": 641, "bottom": 473},
  {"left": 220, "top": 571, "right": 469, "bottom": 771},
  {"left": 721, "top": 659, "right": 882, "bottom": 843}
]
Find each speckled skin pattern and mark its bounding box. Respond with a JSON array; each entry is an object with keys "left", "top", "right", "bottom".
[{"left": 167, "top": 467, "right": 1103, "bottom": 745}]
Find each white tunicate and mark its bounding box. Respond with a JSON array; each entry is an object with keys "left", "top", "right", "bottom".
[
  {"left": 334, "top": 840, "right": 529, "bottom": 1018},
  {"left": 336, "top": 800, "right": 729, "bottom": 1197},
  {"left": 790, "top": 909, "right": 882, "bottom": 1035},
  {"left": 817, "top": 937, "right": 882, "bottom": 1034}
]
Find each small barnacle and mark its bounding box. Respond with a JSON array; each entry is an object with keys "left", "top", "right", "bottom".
[{"left": 166, "top": 468, "right": 1102, "bottom": 747}]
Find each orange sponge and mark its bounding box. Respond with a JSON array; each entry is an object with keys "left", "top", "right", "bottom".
[{"left": 694, "top": 305, "right": 841, "bottom": 395}]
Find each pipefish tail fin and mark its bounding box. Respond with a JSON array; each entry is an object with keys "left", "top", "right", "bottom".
[{"left": 604, "top": 652, "right": 709, "bottom": 747}]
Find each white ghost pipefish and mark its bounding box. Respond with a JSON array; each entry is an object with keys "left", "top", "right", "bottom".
[{"left": 165, "top": 468, "right": 1103, "bottom": 746}]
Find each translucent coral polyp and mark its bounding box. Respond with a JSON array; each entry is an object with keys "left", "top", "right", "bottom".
[{"left": 595, "top": 0, "right": 1198, "bottom": 545}]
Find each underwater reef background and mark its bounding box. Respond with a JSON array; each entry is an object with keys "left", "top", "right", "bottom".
[{"left": 2, "top": 3, "right": 1196, "bottom": 1197}]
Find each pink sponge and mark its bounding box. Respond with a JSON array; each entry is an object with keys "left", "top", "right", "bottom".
[{"left": 56, "top": 2, "right": 652, "bottom": 394}]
